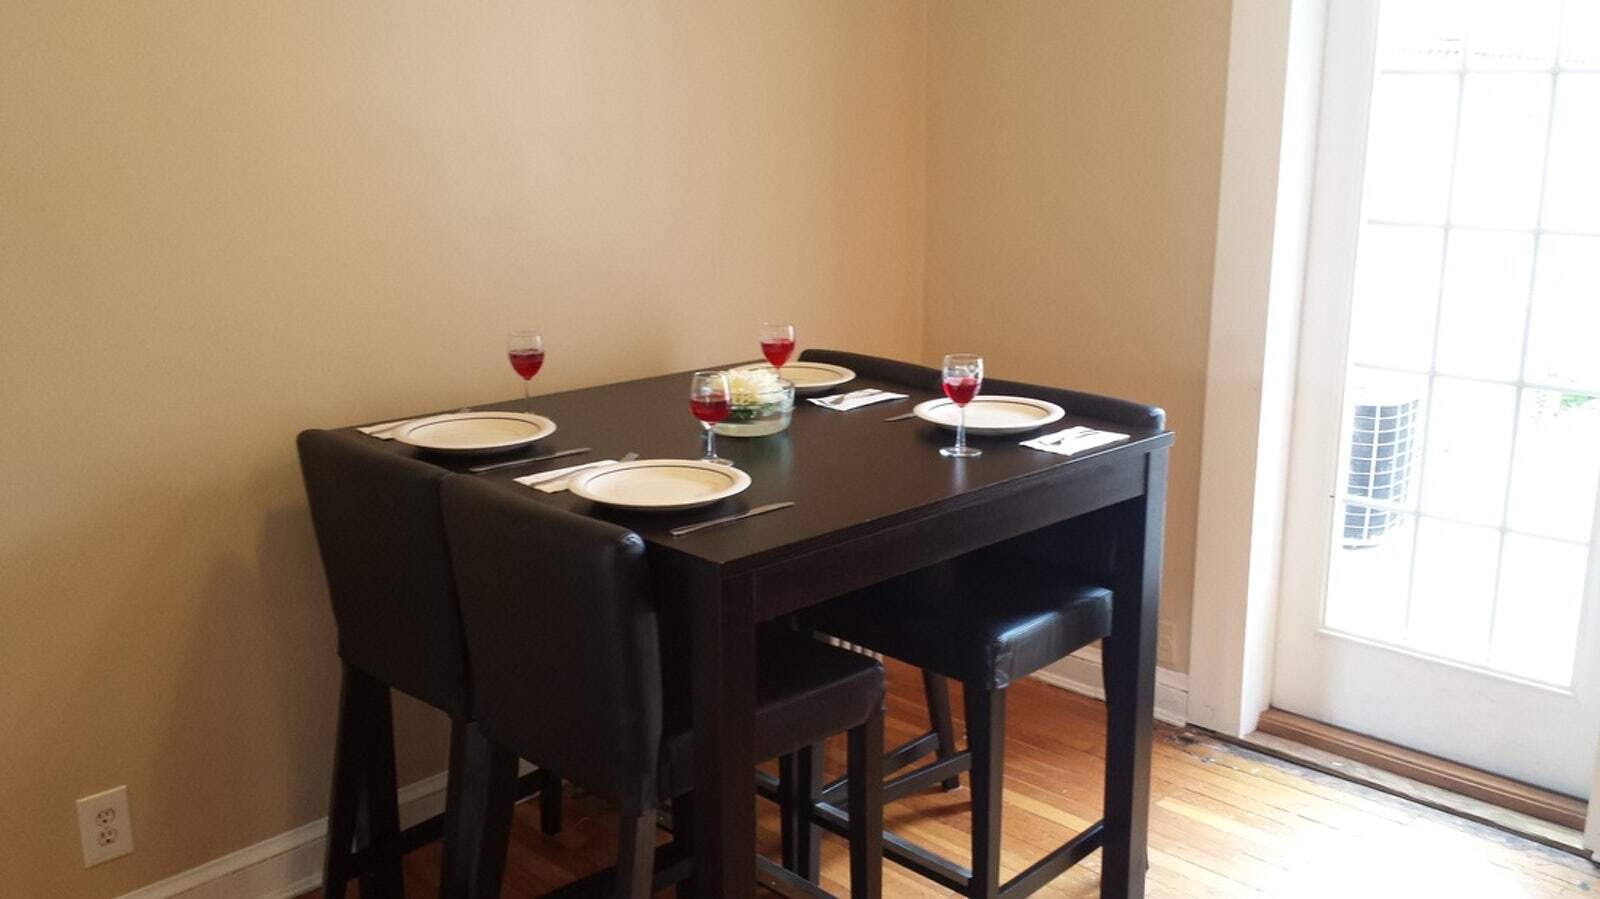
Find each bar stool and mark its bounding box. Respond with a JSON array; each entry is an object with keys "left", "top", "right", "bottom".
[
  {"left": 297, "top": 430, "right": 561, "bottom": 898},
  {"left": 439, "top": 474, "right": 886, "bottom": 899},
  {"left": 800, "top": 554, "right": 1112, "bottom": 897},
  {"left": 787, "top": 350, "right": 1166, "bottom": 898}
]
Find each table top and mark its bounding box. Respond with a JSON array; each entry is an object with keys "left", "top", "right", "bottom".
[{"left": 343, "top": 362, "right": 1171, "bottom": 573}]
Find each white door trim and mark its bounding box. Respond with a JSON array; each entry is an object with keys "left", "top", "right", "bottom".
[
  {"left": 1588, "top": 743, "right": 1599, "bottom": 858},
  {"left": 1187, "top": 0, "right": 1328, "bottom": 737}
]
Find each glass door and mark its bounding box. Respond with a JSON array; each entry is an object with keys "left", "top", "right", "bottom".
[{"left": 1276, "top": 0, "right": 1600, "bottom": 797}]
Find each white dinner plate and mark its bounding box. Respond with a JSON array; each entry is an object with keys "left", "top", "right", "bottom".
[
  {"left": 912, "top": 395, "right": 1066, "bottom": 435},
  {"left": 568, "top": 459, "right": 752, "bottom": 511},
  {"left": 391, "top": 411, "right": 556, "bottom": 456},
  {"left": 732, "top": 361, "right": 855, "bottom": 395}
]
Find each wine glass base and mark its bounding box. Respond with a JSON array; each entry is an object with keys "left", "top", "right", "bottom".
[
  {"left": 703, "top": 455, "right": 733, "bottom": 466},
  {"left": 940, "top": 446, "right": 982, "bottom": 458}
]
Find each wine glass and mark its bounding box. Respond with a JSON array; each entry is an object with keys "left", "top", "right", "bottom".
[
  {"left": 759, "top": 322, "right": 796, "bottom": 371},
  {"left": 507, "top": 331, "right": 544, "bottom": 414},
  {"left": 689, "top": 371, "right": 733, "bottom": 465},
  {"left": 939, "top": 353, "right": 983, "bottom": 458}
]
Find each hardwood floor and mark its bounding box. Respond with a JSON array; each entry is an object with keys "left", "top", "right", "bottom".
[{"left": 300, "top": 660, "right": 1597, "bottom": 897}]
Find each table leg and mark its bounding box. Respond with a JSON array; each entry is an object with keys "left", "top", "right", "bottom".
[
  {"left": 689, "top": 570, "right": 758, "bottom": 897},
  {"left": 1101, "top": 447, "right": 1167, "bottom": 899}
]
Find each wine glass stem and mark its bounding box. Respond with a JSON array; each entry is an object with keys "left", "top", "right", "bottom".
[
  {"left": 956, "top": 408, "right": 967, "bottom": 453},
  {"left": 523, "top": 380, "right": 532, "bottom": 414},
  {"left": 704, "top": 424, "right": 716, "bottom": 460}
]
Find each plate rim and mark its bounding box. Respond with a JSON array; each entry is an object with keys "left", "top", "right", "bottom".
[
  {"left": 568, "top": 458, "right": 753, "bottom": 511},
  {"left": 391, "top": 410, "right": 557, "bottom": 455},
  {"left": 731, "top": 360, "right": 855, "bottom": 394},
  {"left": 911, "top": 394, "right": 1067, "bottom": 434}
]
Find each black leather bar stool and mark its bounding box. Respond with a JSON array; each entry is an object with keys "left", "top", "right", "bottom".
[
  {"left": 788, "top": 350, "right": 1165, "bottom": 898},
  {"left": 439, "top": 474, "right": 886, "bottom": 899},
  {"left": 297, "top": 430, "right": 561, "bottom": 898},
  {"left": 801, "top": 555, "right": 1111, "bottom": 898}
]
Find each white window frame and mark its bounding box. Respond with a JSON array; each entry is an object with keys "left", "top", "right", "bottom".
[{"left": 1187, "top": 0, "right": 1328, "bottom": 737}]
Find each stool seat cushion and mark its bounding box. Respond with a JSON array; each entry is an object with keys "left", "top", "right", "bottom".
[
  {"left": 803, "top": 557, "right": 1113, "bottom": 689},
  {"left": 657, "top": 629, "right": 883, "bottom": 799}
]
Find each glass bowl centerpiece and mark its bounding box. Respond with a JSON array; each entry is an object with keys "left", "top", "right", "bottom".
[{"left": 714, "top": 367, "right": 795, "bottom": 437}]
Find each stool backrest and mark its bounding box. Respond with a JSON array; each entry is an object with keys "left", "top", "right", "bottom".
[
  {"left": 440, "top": 475, "right": 663, "bottom": 813},
  {"left": 799, "top": 348, "right": 1166, "bottom": 431},
  {"left": 296, "top": 429, "right": 469, "bottom": 716}
]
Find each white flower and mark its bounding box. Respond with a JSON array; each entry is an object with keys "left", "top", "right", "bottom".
[{"left": 724, "top": 367, "right": 783, "bottom": 406}]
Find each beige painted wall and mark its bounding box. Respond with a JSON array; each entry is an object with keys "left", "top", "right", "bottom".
[
  {"left": 923, "top": 1, "right": 1232, "bottom": 671},
  {"left": 0, "top": 2, "right": 925, "bottom": 894},
  {"left": 2, "top": 1, "right": 1235, "bottom": 893}
]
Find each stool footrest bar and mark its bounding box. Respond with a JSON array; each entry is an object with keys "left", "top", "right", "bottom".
[{"left": 998, "top": 821, "right": 1105, "bottom": 899}]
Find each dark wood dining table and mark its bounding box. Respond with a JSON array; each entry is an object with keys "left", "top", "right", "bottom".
[{"left": 338, "top": 357, "right": 1171, "bottom": 898}]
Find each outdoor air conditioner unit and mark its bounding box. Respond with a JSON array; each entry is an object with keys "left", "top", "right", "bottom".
[{"left": 1342, "top": 381, "right": 1420, "bottom": 548}]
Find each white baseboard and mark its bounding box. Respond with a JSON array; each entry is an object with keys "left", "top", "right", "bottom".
[
  {"left": 117, "top": 771, "right": 453, "bottom": 899},
  {"left": 1030, "top": 645, "right": 1190, "bottom": 727}
]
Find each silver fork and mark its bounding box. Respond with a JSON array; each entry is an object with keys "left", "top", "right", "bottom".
[
  {"left": 1040, "top": 427, "right": 1088, "bottom": 446},
  {"left": 818, "top": 388, "right": 883, "bottom": 407}
]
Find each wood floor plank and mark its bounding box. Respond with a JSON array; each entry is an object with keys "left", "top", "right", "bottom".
[{"left": 298, "top": 661, "right": 1597, "bottom": 897}]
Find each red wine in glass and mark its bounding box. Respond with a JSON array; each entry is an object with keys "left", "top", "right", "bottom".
[
  {"left": 689, "top": 370, "right": 733, "bottom": 465},
  {"left": 508, "top": 348, "right": 545, "bottom": 380},
  {"left": 939, "top": 353, "right": 983, "bottom": 458},
  {"left": 689, "top": 396, "right": 731, "bottom": 424},
  {"left": 760, "top": 337, "right": 795, "bottom": 368},
  {"left": 942, "top": 375, "right": 980, "bottom": 406},
  {"left": 759, "top": 322, "right": 795, "bottom": 369},
  {"left": 507, "top": 331, "right": 544, "bottom": 413}
]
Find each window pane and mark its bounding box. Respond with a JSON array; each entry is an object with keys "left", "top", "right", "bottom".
[
  {"left": 1434, "top": 230, "right": 1534, "bottom": 380},
  {"left": 1464, "top": 0, "right": 1562, "bottom": 70},
  {"left": 1420, "top": 378, "right": 1517, "bottom": 526},
  {"left": 1364, "top": 74, "right": 1459, "bottom": 223},
  {"left": 1559, "top": 0, "right": 1600, "bottom": 68},
  {"left": 1326, "top": 510, "right": 1415, "bottom": 643},
  {"left": 1450, "top": 74, "right": 1553, "bottom": 229},
  {"left": 1525, "top": 235, "right": 1600, "bottom": 390},
  {"left": 1348, "top": 225, "right": 1443, "bottom": 370},
  {"left": 1540, "top": 75, "right": 1600, "bottom": 233},
  {"left": 1507, "top": 389, "right": 1600, "bottom": 542},
  {"left": 1378, "top": 0, "right": 1467, "bottom": 71},
  {"left": 1490, "top": 534, "right": 1588, "bottom": 684},
  {"left": 1408, "top": 518, "right": 1500, "bottom": 661}
]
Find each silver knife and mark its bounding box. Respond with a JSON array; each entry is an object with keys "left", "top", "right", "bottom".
[
  {"left": 882, "top": 411, "right": 918, "bottom": 422},
  {"left": 468, "top": 446, "right": 593, "bottom": 473},
  {"left": 669, "top": 502, "right": 795, "bottom": 537}
]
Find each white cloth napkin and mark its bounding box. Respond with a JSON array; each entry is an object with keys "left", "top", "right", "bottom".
[
  {"left": 516, "top": 459, "right": 618, "bottom": 493},
  {"left": 807, "top": 388, "right": 910, "bottom": 411},
  {"left": 357, "top": 419, "right": 413, "bottom": 439},
  {"left": 1021, "top": 426, "right": 1130, "bottom": 456}
]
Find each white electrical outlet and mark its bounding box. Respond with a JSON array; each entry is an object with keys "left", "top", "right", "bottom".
[{"left": 76, "top": 786, "right": 134, "bottom": 867}]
